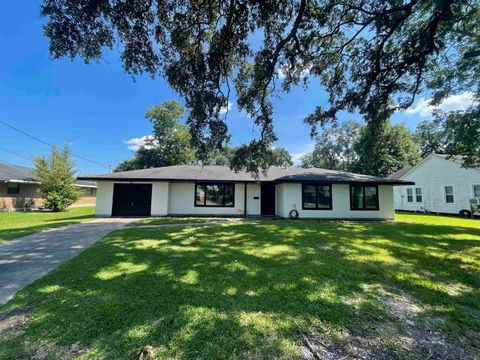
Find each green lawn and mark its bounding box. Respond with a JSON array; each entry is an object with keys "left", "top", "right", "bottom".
[
  {"left": 130, "top": 216, "right": 239, "bottom": 226},
  {"left": 1, "top": 213, "right": 478, "bottom": 359},
  {"left": 0, "top": 206, "right": 95, "bottom": 243}
]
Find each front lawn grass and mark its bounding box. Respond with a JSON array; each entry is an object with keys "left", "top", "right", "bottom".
[
  {"left": 0, "top": 206, "right": 95, "bottom": 243},
  {"left": 130, "top": 216, "right": 235, "bottom": 226},
  {"left": 1, "top": 213, "right": 478, "bottom": 359},
  {"left": 395, "top": 211, "right": 480, "bottom": 227}
]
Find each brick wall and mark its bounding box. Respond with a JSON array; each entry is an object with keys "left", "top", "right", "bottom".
[{"left": 0, "top": 183, "right": 96, "bottom": 211}]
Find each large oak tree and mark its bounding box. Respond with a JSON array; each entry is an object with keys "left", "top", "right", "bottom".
[{"left": 41, "top": 0, "right": 479, "bottom": 172}]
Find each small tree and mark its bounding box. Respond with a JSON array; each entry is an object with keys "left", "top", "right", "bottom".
[{"left": 33, "top": 145, "right": 81, "bottom": 212}]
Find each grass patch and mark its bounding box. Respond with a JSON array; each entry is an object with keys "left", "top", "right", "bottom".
[
  {"left": 0, "top": 206, "right": 95, "bottom": 242},
  {"left": 130, "top": 216, "right": 233, "bottom": 226},
  {"left": 395, "top": 211, "right": 479, "bottom": 227},
  {"left": 0, "top": 213, "right": 479, "bottom": 359}
]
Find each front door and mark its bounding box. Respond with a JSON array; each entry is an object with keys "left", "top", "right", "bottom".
[
  {"left": 112, "top": 184, "right": 152, "bottom": 216},
  {"left": 261, "top": 182, "right": 276, "bottom": 215}
]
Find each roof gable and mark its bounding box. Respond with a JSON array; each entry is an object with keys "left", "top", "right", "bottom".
[{"left": 390, "top": 154, "right": 480, "bottom": 180}]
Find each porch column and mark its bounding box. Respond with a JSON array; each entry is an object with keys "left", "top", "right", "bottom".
[{"left": 243, "top": 182, "right": 247, "bottom": 217}]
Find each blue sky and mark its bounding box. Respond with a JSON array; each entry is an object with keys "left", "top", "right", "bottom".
[{"left": 0, "top": 1, "right": 473, "bottom": 174}]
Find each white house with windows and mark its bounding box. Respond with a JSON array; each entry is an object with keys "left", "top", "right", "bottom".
[
  {"left": 79, "top": 165, "right": 413, "bottom": 220},
  {"left": 390, "top": 154, "right": 480, "bottom": 216}
]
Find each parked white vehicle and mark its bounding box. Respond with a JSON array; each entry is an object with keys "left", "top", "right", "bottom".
[{"left": 390, "top": 154, "right": 480, "bottom": 217}]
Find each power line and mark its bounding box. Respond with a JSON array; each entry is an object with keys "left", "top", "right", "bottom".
[
  {"left": 0, "top": 146, "right": 33, "bottom": 161},
  {"left": 0, "top": 119, "right": 110, "bottom": 170}
]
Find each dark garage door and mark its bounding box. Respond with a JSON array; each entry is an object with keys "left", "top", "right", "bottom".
[{"left": 112, "top": 184, "right": 152, "bottom": 216}]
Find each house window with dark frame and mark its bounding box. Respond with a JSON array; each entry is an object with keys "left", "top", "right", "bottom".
[
  {"left": 7, "top": 182, "right": 20, "bottom": 195},
  {"left": 302, "top": 184, "right": 332, "bottom": 210},
  {"left": 406, "top": 188, "right": 413, "bottom": 202},
  {"left": 444, "top": 186, "right": 454, "bottom": 203},
  {"left": 195, "top": 183, "right": 235, "bottom": 207},
  {"left": 415, "top": 187, "right": 423, "bottom": 203},
  {"left": 350, "top": 185, "right": 379, "bottom": 210}
]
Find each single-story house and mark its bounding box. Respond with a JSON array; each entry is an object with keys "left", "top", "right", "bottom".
[
  {"left": 390, "top": 154, "right": 480, "bottom": 216},
  {"left": 78, "top": 165, "right": 413, "bottom": 219},
  {"left": 0, "top": 162, "right": 97, "bottom": 211}
]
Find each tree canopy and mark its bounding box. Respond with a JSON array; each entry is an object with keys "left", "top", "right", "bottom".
[
  {"left": 301, "top": 120, "right": 421, "bottom": 176},
  {"left": 415, "top": 109, "right": 480, "bottom": 167},
  {"left": 41, "top": 0, "right": 480, "bottom": 171},
  {"left": 300, "top": 121, "right": 361, "bottom": 172},
  {"left": 415, "top": 119, "right": 447, "bottom": 157},
  {"left": 353, "top": 121, "right": 421, "bottom": 176},
  {"left": 115, "top": 101, "right": 197, "bottom": 171},
  {"left": 115, "top": 101, "right": 293, "bottom": 171}
]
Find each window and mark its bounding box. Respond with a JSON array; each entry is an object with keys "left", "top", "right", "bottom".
[
  {"left": 195, "top": 183, "right": 234, "bottom": 207},
  {"left": 406, "top": 188, "right": 413, "bottom": 202},
  {"left": 415, "top": 188, "right": 423, "bottom": 203},
  {"left": 474, "top": 185, "right": 480, "bottom": 198},
  {"left": 80, "top": 187, "right": 96, "bottom": 196},
  {"left": 350, "top": 185, "right": 379, "bottom": 210},
  {"left": 7, "top": 182, "right": 20, "bottom": 194},
  {"left": 444, "top": 186, "right": 454, "bottom": 203},
  {"left": 302, "top": 184, "right": 332, "bottom": 210}
]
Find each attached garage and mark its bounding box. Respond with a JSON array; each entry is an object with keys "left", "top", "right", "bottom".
[{"left": 112, "top": 184, "right": 152, "bottom": 216}]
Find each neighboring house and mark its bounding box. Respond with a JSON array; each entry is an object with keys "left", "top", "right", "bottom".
[
  {"left": 0, "top": 162, "right": 97, "bottom": 211},
  {"left": 390, "top": 154, "right": 480, "bottom": 216},
  {"left": 78, "top": 165, "right": 413, "bottom": 219}
]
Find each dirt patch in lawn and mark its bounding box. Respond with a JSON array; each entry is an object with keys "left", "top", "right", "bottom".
[
  {"left": 299, "top": 286, "right": 478, "bottom": 360},
  {"left": 0, "top": 307, "right": 30, "bottom": 337}
]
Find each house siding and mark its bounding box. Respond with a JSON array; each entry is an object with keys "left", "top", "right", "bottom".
[
  {"left": 393, "top": 155, "right": 480, "bottom": 214},
  {"left": 93, "top": 180, "right": 395, "bottom": 219},
  {"left": 94, "top": 181, "right": 263, "bottom": 217},
  {"left": 276, "top": 183, "right": 395, "bottom": 220},
  {"left": 246, "top": 183, "right": 261, "bottom": 216},
  {"left": 275, "top": 184, "right": 285, "bottom": 217},
  {"left": 168, "top": 182, "right": 245, "bottom": 216},
  {"left": 151, "top": 182, "right": 169, "bottom": 216}
]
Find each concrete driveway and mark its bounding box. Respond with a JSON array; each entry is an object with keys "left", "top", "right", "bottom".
[{"left": 0, "top": 218, "right": 137, "bottom": 305}]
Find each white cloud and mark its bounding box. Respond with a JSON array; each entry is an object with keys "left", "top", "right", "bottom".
[
  {"left": 289, "top": 142, "right": 315, "bottom": 165},
  {"left": 277, "top": 62, "right": 312, "bottom": 79},
  {"left": 405, "top": 91, "right": 477, "bottom": 117},
  {"left": 124, "top": 135, "right": 154, "bottom": 151},
  {"left": 219, "top": 101, "right": 233, "bottom": 115}
]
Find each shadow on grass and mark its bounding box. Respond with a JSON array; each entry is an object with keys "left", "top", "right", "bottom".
[{"left": 1, "top": 220, "right": 479, "bottom": 359}]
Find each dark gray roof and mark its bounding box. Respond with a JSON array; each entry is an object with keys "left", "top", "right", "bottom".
[
  {"left": 388, "top": 166, "right": 414, "bottom": 180},
  {"left": 0, "top": 162, "right": 38, "bottom": 182},
  {"left": 78, "top": 165, "right": 414, "bottom": 185},
  {"left": 0, "top": 162, "right": 96, "bottom": 187}
]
